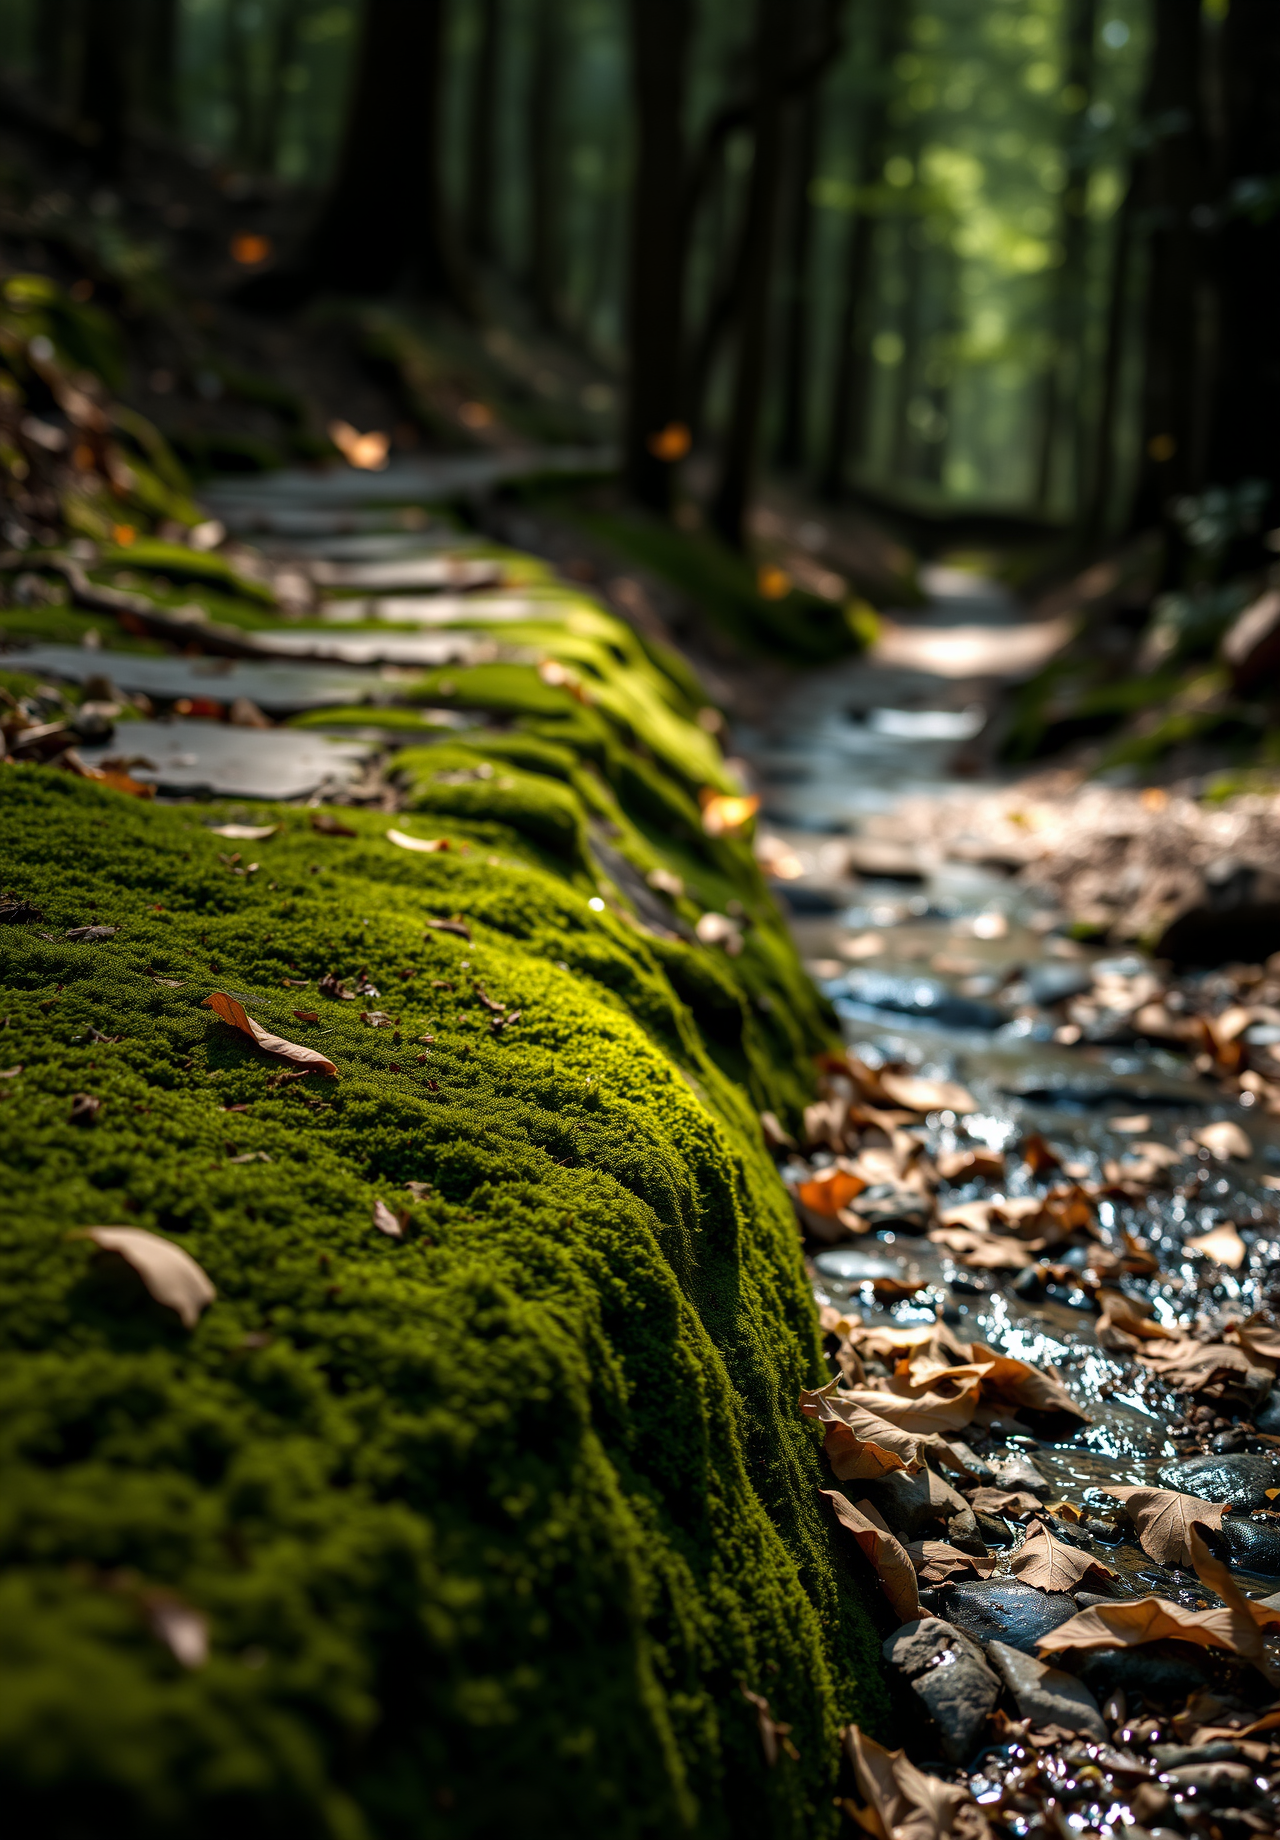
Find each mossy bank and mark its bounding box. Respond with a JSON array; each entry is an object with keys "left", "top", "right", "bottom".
[{"left": 0, "top": 761, "right": 887, "bottom": 1838}]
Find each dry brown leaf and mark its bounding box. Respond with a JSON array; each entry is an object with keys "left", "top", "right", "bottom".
[
  {"left": 1188, "top": 1523, "right": 1280, "bottom": 1684},
  {"left": 936, "top": 1146, "right": 1005, "bottom": 1181},
  {"left": 1227, "top": 1316, "right": 1280, "bottom": 1372},
  {"left": 937, "top": 1199, "right": 995, "bottom": 1232},
  {"left": 144, "top": 1593, "right": 209, "bottom": 1667},
  {"left": 966, "top": 1486, "right": 1042, "bottom": 1519},
  {"left": 1194, "top": 1121, "right": 1253, "bottom": 1161},
  {"left": 1136, "top": 1335, "right": 1266, "bottom": 1395},
  {"left": 1095, "top": 1288, "right": 1178, "bottom": 1351},
  {"left": 1011, "top": 1519, "right": 1116, "bottom": 1593},
  {"left": 1106, "top": 1486, "right": 1224, "bottom": 1568},
  {"left": 905, "top": 1539, "right": 997, "bottom": 1583},
  {"left": 800, "top": 1381, "right": 926, "bottom": 1479},
  {"left": 1037, "top": 1585, "right": 1280, "bottom": 1667},
  {"left": 929, "top": 1227, "right": 1036, "bottom": 1270},
  {"left": 72, "top": 1225, "right": 215, "bottom": 1328},
  {"left": 203, "top": 992, "right": 338, "bottom": 1077},
  {"left": 1109, "top": 1113, "right": 1150, "bottom": 1134},
  {"left": 387, "top": 829, "right": 450, "bottom": 853},
  {"left": 968, "top": 1342, "right": 1090, "bottom": 1423},
  {"left": 1186, "top": 1222, "right": 1247, "bottom": 1269},
  {"left": 425, "top": 914, "right": 472, "bottom": 941},
  {"left": 739, "top": 1685, "right": 798, "bottom": 1766},
  {"left": 839, "top": 1378, "right": 983, "bottom": 1435},
  {"left": 879, "top": 1072, "right": 977, "bottom": 1115},
  {"left": 372, "top": 1198, "right": 404, "bottom": 1240},
  {"left": 207, "top": 823, "right": 279, "bottom": 841},
  {"left": 310, "top": 812, "right": 357, "bottom": 837},
  {"left": 822, "top": 1490, "right": 921, "bottom": 1624},
  {"left": 842, "top": 1725, "right": 977, "bottom": 1840},
  {"left": 1020, "top": 1132, "right": 1061, "bottom": 1175}
]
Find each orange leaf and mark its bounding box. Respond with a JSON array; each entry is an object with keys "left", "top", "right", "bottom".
[
  {"left": 800, "top": 1380, "right": 925, "bottom": 1479},
  {"left": 821, "top": 1491, "right": 921, "bottom": 1624},
  {"left": 1011, "top": 1519, "right": 1116, "bottom": 1593},
  {"left": 203, "top": 991, "right": 338, "bottom": 1076},
  {"left": 796, "top": 1166, "right": 866, "bottom": 1218},
  {"left": 879, "top": 1073, "right": 976, "bottom": 1115}
]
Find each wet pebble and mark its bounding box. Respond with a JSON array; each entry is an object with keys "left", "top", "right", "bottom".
[
  {"left": 1157, "top": 1451, "right": 1280, "bottom": 1511},
  {"left": 987, "top": 1451, "right": 1051, "bottom": 1500},
  {"left": 1072, "top": 1636, "right": 1253, "bottom": 1709},
  {"left": 859, "top": 1465, "right": 969, "bottom": 1540},
  {"left": 1220, "top": 1512, "right": 1280, "bottom": 1576},
  {"left": 918, "top": 1578, "right": 1080, "bottom": 1653},
  {"left": 986, "top": 1638, "right": 1107, "bottom": 1741},
  {"left": 971, "top": 1508, "right": 1014, "bottom": 1548},
  {"left": 883, "top": 1618, "right": 999, "bottom": 1765}
]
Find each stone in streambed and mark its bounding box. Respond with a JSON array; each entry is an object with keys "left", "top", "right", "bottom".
[
  {"left": 986, "top": 1639, "right": 1107, "bottom": 1741},
  {"left": 988, "top": 1451, "right": 1051, "bottom": 1500},
  {"left": 946, "top": 1507, "right": 990, "bottom": 1556},
  {"left": 972, "top": 1508, "right": 1015, "bottom": 1547},
  {"left": 883, "top": 1618, "right": 999, "bottom": 1765},
  {"left": 1220, "top": 1512, "right": 1280, "bottom": 1575},
  {"left": 918, "top": 1578, "right": 1080, "bottom": 1653},
  {"left": 858, "top": 1464, "right": 970, "bottom": 1540},
  {"left": 1072, "top": 1638, "right": 1255, "bottom": 1709},
  {"left": 1156, "top": 1451, "right": 1280, "bottom": 1510}
]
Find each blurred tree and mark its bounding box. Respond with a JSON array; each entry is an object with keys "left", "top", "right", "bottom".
[
  {"left": 137, "top": 0, "right": 180, "bottom": 132},
  {"left": 623, "top": 0, "right": 693, "bottom": 514},
  {"left": 78, "top": 0, "right": 128, "bottom": 175},
  {"left": 773, "top": 84, "right": 820, "bottom": 470},
  {"left": 528, "top": 0, "right": 561, "bottom": 327},
  {"left": 34, "top": 0, "right": 74, "bottom": 115},
  {"left": 464, "top": 0, "right": 502, "bottom": 263},
  {"left": 284, "top": 0, "right": 471, "bottom": 307}
]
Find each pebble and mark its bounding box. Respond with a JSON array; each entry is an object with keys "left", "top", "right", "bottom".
[
  {"left": 1157, "top": 1451, "right": 1280, "bottom": 1511},
  {"left": 988, "top": 1451, "right": 1051, "bottom": 1500},
  {"left": 972, "top": 1509, "right": 1014, "bottom": 1548},
  {"left": 1255, "top": 1388, "right": 1280, "bottom": 1435},
  {"left": 946, "top": 1507, "right": 990, "bottom": 1557},
  {"left": 859, "top": 1464, "right": 970, "bottom": 1540},
  {"left": 918, "top": 1579, "right": 1080, "bottom": 1653},
  {"left": 1072, "top": 1637, "right": 1250, "bottom": 1708},
  {"left": 986, "top": 1639, "right": 1107, "bottom": 1742},
  {"left": 1219, "top": 1512, "right": 1280, "bottom": 1575},
  {"left": 883, "top": 1618, "right": 999, "bottom": 1765}
]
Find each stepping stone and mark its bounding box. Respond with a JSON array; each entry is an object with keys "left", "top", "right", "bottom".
[
  {"left": 1157, "top": 1451, "right": 1280, "bottom": 1511},
  {"left": 14, "top": 646, "right": 379, "bottom": 715},
  {"left": 77, "top": 719, "right": 370, "bottom": 800},
  {"left": 986, "top": 1639, "right": 1106, "bottom": 1740},
  {"left": 919, "top": 1578, "right": 1080, "bottom": 1653}
]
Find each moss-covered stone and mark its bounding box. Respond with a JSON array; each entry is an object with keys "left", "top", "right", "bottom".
[{"left": 0, "top": 764, "right": 886, "bottom": 1838}]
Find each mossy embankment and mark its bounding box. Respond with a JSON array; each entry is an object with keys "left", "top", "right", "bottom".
[{"left": 0, "top": 757, "right": 888, "bottom": 1838}]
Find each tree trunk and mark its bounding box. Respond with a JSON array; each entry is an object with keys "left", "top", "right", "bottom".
[
  {"left": 254, "top": 0, "right": 307, "bottom": 173},
  {"left": 464, "top": 0, "right": 501, "bottom": 262},
  {"left": 223, "top": 0, "right": 256, "bottom": 168},
  {"left": 527, "top": 0, "right": 559, "bottom": 327},
  {"left": 1206, "top": 0, "right": 1280, "bottom": 507},
  {"left": 1084, "top": 172, "right": 1136, "bottom": 539},
  {"left": 1129, "top": 0, "right": 1211, "bottom": 530},
  {"left": 708, "top": 0, "right": 792, "bottom": 549},
  {"left": 79, "top": 0, "right": 129, "bottom": 176},
  {"left": 294, "top": 0, "right": 471, "bottom": 307},
  {"left": 623, "top": 0, "right": 693, "bottom": 515},
  {"left": 773, "top": 90, "right": 819, "bottom": 471},
  {"left": 818, "top": 0, "right": 904, "bottom": 501}
]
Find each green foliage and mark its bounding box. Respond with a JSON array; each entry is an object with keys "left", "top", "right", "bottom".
[{"left": 0, "top": 768, "right": 886, "bottom": 1837}]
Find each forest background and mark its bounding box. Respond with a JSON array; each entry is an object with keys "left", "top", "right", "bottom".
[{"left": 0, "top": 0, "right": 1278, "bottom": 753}]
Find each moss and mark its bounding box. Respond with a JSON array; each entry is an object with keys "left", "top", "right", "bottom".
[{"left": 0, "top": 766, "right": 886, "bottom": 1838}]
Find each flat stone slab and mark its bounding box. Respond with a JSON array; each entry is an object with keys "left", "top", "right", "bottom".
[
  {"left": 77, "top": 719, "right": 371, "bottom": 799},
  {"left": 11, "top": 645, "right": 381, "bottom": 714},
  {"left": 317, "top": 594, "right": 556, "bottom": 626},
  {"left": 311, "top": 556, "right": 505, "bottom": 591},
  {"left": 987, "top": 1639, "right": 1107, "bottom": 1740},
  {"left": 242, "top": 631, "right": 513, "bottom": 668}
]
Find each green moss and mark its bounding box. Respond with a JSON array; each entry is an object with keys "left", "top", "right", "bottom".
[{"left": 0, "top": 768, "right": 886, "bottom": 1838}]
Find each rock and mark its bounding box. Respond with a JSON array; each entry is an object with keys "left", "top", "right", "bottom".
[
  {"left": 1254, "top": 1388, "right": 1280, "bottom": 1434},
  {"left": 1157, "top": 1451, "right": 1280, "bottom": 1511},
  {"left": 1151, "top": 1743, "right": 1244, "bottom": 1769},
  {"left": 1220, "top": 1512, "right": 1280, "bottom": 1575},
  {"left": 945, "top": 1441, "right": 994, "bottom": 1484},
  {"left": 1072, "top": 1638, "right": 1251, "bottom": 1709},
  {"left": 1211, "top": 1428, "right": 1246, "bottom": 1454},
  {"left": 972, "top": 1509, "right": 1014, "bottom": 1548},
  {"left": 858, "top": 1464, "right": 970, "bottom": 1541},
  {"left": 883, "top": 1618, "right": 999, "bottom": 1765},
  {"left": 1162, "top": 1762, "right": 1261, "bottom": 1805},
  {"left": 988, "top": 1452, "right": 1051, "bottom": 1500},
  {"left": 947, "top": 1508, "right": 989, "bottom": 1557},
  {"left": 923, "top": 1578, "right": 1080, "bottom": 1654},
  {"left": 986, "top": 1639, "right": 1107, "bottom": 1741}
]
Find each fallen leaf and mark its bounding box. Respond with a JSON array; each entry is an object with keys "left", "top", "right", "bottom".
[
  {"left": 1186, "top": 1222, "right": 1247, "bottom": 1269},
  {"left": 1227, "top": 1316, "right": 1280, "bottom": 1371},
  {"left": 69, "top": 1092, "right": 100, "bottom": 1126},
  {"left": 203, "top": 992, "right": 338, "bottom": 1076},
  {"left": 700, "top": 792, "right": 759, "bottom": 837},
  {"left": 739, "top": 1684, "right": 798, "bottom": 1766},
  {"left": 879, "top": 1072, "right": 976, "bottom": 1115},
  {"left": 929, "top": 1227, "right": 1036, "bottom": 1270},
  {"left": 1095, "top": 1288, "right": 1178, "bottom": 1351},
  {"left": 360, "top": 1010, "right": 396, "bottom": 1028},
  {"left": 905, "top": 1539, "right": 997, "bottom": 1583},
  {"left": 800, "top": 1381, "right": 925, "bottom": 1479},
  {"left": 144, "top": 1592, "right": 209, "bottom": 1667},
  {"left": 310, "top": 812, "right": 357, "bottom": 837},
  {"left": 404, "top": 1180, "right": 432, "bottom": 1200},
  {"left": 1038, "top": 1578, "right": 1280, "bottom": 1672},
  {"left": 1136, "top": 1334, "right": 1267, "bottom": 1398},
  {"left": 966, "top": 1487, "right": 1041, "bottom": 1519},
  {"left": 318, "top": 971, "right": 356, "bottom": 1001},
  {"left": 207, "top": 823, "right": 279, "bottom": 841},
  {"left": 0, "top": 898, "right": 44, "bottom": 923},
  {"left": 1011, "top": 1519, "right": 1116, "bottom": 1593},
  {"left": 967, "top": 1343, "right": 1089, "bottom": 1424},
  {"left": 148, "top": 973, "right": 186, "bottom": 987},
  {"left": 1109, "top": 1114, "right": 1150, "bottom": 1134},
  {"left": 66, "top": 925, "right": 117, "bottom": 941},
  {"left": 1020, "top": 1132, "right": 1061, "bottom": 1175},
  {"left": 821, "top": 1491, "right": 921, "bottom": 1624},
  {"left": 292, "top": 1010, "right": 320, "bottom": 1023},
  {"left": 839, "top": 1378, "right": 983, "bottom": 1436},
  {"left": 936, "top": 1146, "right": 1005, "bottom": 1181},
  {"left": 1105, "top": 1486, "right": 1224, "bottom": 1568},
  {"left": 760, "top": 1110, "right": 797, "bottom": 1150},
  {"left": 426, "top": 915, "right": 472, "bottom": 942},
  {"left": 842, "top": 1725, "right": 975, "bottom": 1840},
  {"left": 1194, "top": 1121, "right": 1253, "bottom": 1160},
  {"left": 0, "top": 1064, "right": 22, "bottom": 1077},
  {"left": 72, "top": 1225, "right": 215, "bottom": 1328},
  {"left": 797, "top": 1166, "right": 867, "bottom": 1218},
  {"left": 387, "top": 829, "right": 450, "bottom": 853},
  {"left": 372, "top": 1198, "right": 404, "bottom": 1240}
]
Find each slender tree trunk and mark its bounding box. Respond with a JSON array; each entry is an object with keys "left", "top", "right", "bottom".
[
  {"left": 1129, "top": 0, "right": 1211, "bottom": 530},
  {"left": 819, "top": 0, "right": 904, "bottom": 501},
  {"left": 623, "top": 0, "right": 693, "bottom": 515},
  {"left": 708, "top": 0, "right": 792, "bottom": 549},
  {"left": 1206, "top": 0, "right": 1280, "bottom": 507},
  {"left": 1084, "top": 173, "right": 1135, "bottom": 538},
  {"left": 293, "top": 0, "right": 471, "bottom": 308},
  {"left": 773, "top": 92, "right": 819, "bottom": 470},
  {"left": 254, "top": 0, "right": 307, "bottom": 173},
  {"left": 465, "top": 0, "right": 501, "bottom": 262},
  {"left": 79, "top": 0, "right": 130, "bottom": 175},
  {"left": 890, "top": 220, "right": 924, "bottom": 482},
  {"left": 527, "top": 0, "right": 559, "bottom": 327}
]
